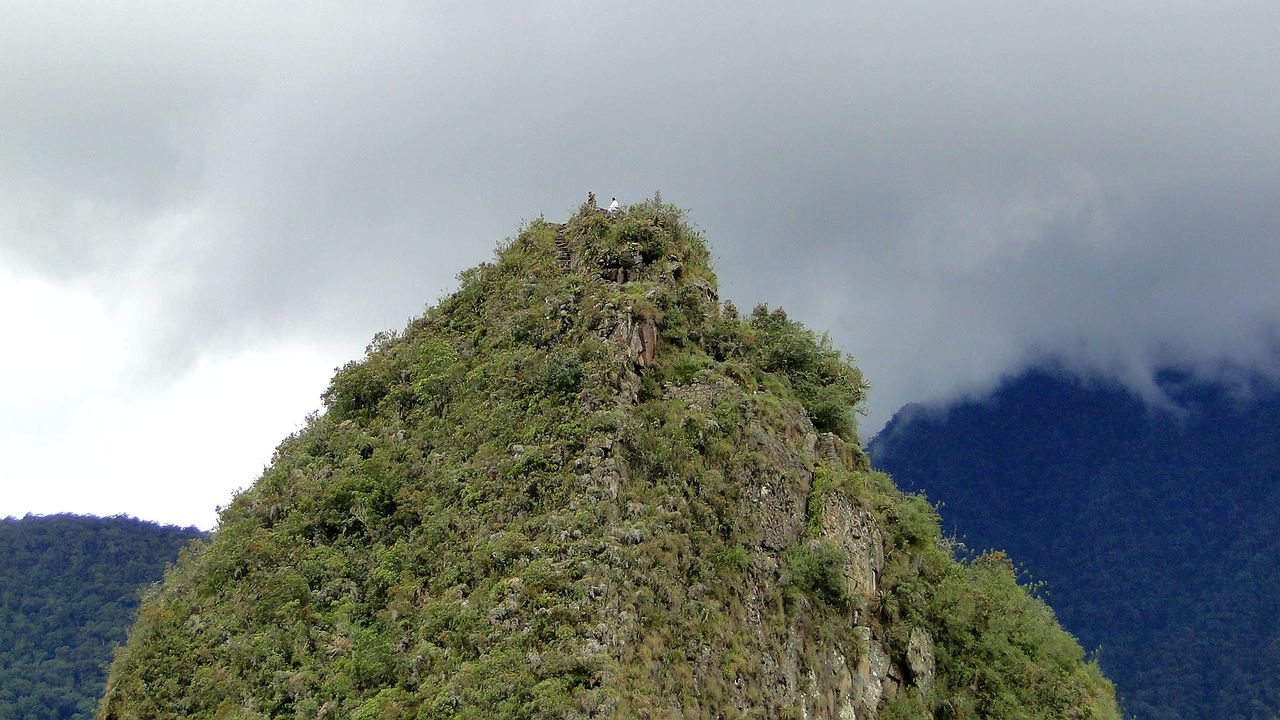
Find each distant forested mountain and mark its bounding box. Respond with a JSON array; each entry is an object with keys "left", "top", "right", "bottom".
[
  {"left": 869, "top": 368, "right": 1280, "bottom": 720},
  {"left": 0, "top": 514, "right": 204, "bottom": 720}
]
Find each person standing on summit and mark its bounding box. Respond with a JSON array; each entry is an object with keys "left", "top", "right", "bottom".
[{"left": 607, "top": 197, "right": 620, "bottom": 214}]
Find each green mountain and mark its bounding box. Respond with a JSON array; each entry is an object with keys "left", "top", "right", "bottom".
[
  {"left": 869, "top": 368, "right": 1280, "bottom": 719},
  {"left": 0, "top": 514, "right": 203, "bottom": 720},
  {"left": 99, "top": 198, "right": 1118, "bottom": 719}
]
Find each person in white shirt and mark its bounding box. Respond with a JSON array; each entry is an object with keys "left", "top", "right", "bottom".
[{"left": 607, "top": 197, "right": 620, "bottom": 214}]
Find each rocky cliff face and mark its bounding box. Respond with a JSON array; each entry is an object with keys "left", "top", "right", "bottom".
[{"left": 99, "top": 198, "right": 1118, "bottom": 719}]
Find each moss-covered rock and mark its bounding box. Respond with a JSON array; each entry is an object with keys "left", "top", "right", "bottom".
[{"left": 99, "top": 197, "right": 1118, "bottom": 719}]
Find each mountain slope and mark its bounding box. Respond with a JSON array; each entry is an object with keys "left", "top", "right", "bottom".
[
  {"left": 0, "top": 514, "right": 203, "bottom": 720},
  {"left": 869, "top": 368, "right": 1280, "bottom": 719},
  {"left": 99, "top": 198, "right": 1117, "bottom": 719}
]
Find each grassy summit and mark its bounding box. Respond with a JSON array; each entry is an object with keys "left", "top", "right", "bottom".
[{"left": 100, "top": 197, "right": 1118, "bottom": 719}]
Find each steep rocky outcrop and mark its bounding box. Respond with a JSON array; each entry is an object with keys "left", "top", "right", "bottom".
[{"left": 99, "top": 198, "right": 1118, "bottom": 719}]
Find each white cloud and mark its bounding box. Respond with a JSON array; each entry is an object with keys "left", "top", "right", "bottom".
[
  {"left": 4, "top": 2, "right": 1280, "bottom": 522},
  {"left": 0, "top": 266, "right": 341, "bottom": 528}
]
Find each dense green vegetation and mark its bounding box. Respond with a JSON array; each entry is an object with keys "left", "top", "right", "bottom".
[
  {"left": 871, "top": 368, "right": 1280, "bottom": 719},
  {"left": 0, "top": 514, "right": 202, "bottom": 720},
  {"left": 100, "top": 198, "right": 1117, "bottom": 719}
]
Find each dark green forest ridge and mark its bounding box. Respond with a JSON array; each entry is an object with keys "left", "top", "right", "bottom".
[
  {"left": 99, "top": 198, "right": 1118, "bottom": 719},
  {"left": 0, "top": 515, "right": 202, "bottom": 720},
  {"left": 870, "top": 368, "right": 1280, "bottom": 719}
]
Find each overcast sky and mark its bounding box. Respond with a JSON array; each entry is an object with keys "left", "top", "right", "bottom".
[{"left": 3, "top": 2, "right": 1279, "bottom": 529}]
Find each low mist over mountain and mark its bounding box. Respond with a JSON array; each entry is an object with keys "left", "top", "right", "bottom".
[
  {"left": 7, "top": 5, "right": 1280, "bottom": 531},
  {"left": 870, "top": 368, "right": 1280, "bottom": 719}
]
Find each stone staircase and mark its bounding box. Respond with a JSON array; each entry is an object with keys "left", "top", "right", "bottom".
[{"left": 554, "top": 229, "right": 571, "bottom": 269}]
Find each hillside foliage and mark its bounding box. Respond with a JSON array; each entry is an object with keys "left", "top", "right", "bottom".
[
  {"left": 100, "top": 199, "right": 1117, "bottom": 719},
  {"left": 0, "top": 514, "right": 202, "bottom": 720}
]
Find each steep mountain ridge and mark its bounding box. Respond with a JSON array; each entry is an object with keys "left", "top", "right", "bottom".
[{"left": 99, "top": 199, "right": 1117, "bottom": 719}]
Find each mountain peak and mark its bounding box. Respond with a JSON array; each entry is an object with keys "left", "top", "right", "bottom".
[
  {"left": 100, "top": 201, "right": 1117, "bottom": 719},
  {"left": 555, "top": 193, "right": 716, "bottom": 289}
]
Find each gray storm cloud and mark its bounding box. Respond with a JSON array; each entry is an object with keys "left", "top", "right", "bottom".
[{"left": 3, "top": 1, "right": 1279, "bottom": 429}]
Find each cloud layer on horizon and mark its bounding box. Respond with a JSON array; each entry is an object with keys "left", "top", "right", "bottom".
[{"left": 3, "top": 2, "right": 1279, "bottom": 525}]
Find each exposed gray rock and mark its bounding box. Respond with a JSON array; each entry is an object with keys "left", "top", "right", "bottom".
[
  {"left": 818, "top": 490, "right": 885, "bottom": 614},
  {"left": 906, "top": 626, "right": 936, "bottom": 692},
  {"left": 852, "top": 627, "right": 893, "bottom": 717}
]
